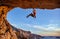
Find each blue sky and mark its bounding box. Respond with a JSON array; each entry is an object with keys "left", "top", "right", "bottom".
[{"left": 7, "top": 7, "right": 60, "bottom": 36}]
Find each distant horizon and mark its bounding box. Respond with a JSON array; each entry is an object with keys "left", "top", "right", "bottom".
[{"left": 7, "top": 7, "right": 60, "bottom": 36}]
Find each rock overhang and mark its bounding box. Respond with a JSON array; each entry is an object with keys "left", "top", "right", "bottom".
[{"left": 0, "top": 0, "right": 60, "bottom": 9}]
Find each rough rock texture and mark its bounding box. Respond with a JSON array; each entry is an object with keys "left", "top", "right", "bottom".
[
  {"left": 0, "top": 0, "right": 60, "bottom": 39},
  {"left": 0, "top": 6, "right": 18, "bottom": 39},
  {"left": 0, "top": 6, "right": 41, "bottom": 39},
  {"left": 0, "top": 0, "right": 60, "bottom": 9}
]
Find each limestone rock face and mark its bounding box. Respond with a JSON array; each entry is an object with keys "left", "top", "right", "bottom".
[
  {"left": 0, "top": 0, "right": 60, "bottom": 9},
  {"left": 0, "top": 6, "right": 18, "bottom": 39}
]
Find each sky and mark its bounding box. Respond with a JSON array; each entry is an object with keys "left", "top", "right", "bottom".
[{"left": 7, "top": 7, "right": 60, "bottom": 36}]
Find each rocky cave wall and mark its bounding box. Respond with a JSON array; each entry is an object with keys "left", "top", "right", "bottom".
[
  {"left": 0, "top": 0, "right": 60, "bottom": 9},
  {"left": 0, "top": 0, "right": 60, "bottom": 39},
  {"left": 0, "top": 6, "right": 18, "bottom": 39}
]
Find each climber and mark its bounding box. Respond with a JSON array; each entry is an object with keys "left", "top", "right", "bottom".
[{"left": 26, "top": 8, "right": 36, "bottom": 18}]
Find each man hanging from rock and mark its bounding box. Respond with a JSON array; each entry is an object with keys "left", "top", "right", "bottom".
[{"left": 26, "top": 8, "right": 36, "bottom": 18}]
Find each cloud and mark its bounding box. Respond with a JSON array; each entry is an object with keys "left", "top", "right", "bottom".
[
  {"left": 11, "top": 23, "right": 60, "bottom": 32},
  {"left": 40, "top": 32, "right": 60, "bottom": 36},
  {"left": 46, "top": 24, "right": 60, "bottom": 31},
  {"left": 22, "top": 23, "right": 60, "bottom": 32},
  {"left": 32, "top": 24, "right": 60, "bottom": 36},
  {"left": 11, "top": 23, "right": 60, "bottom": 36}
]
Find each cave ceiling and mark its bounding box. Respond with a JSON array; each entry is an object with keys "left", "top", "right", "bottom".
[{"left": 0, "top": 0, "right": 60, "bottom": 9}]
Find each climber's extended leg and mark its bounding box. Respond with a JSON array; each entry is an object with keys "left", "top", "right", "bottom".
[{"left": 26, "top": 13, "right": 33, "bottom": 18}]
